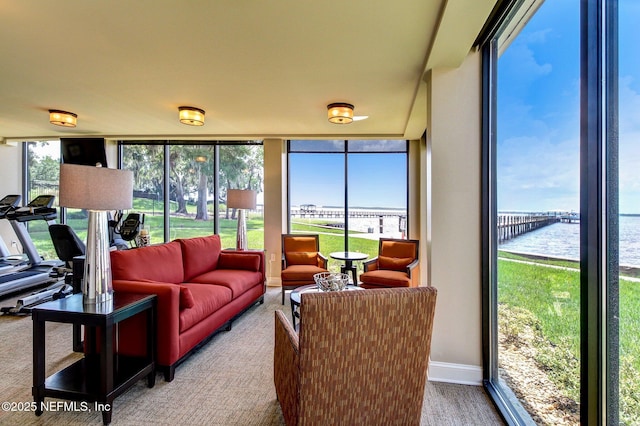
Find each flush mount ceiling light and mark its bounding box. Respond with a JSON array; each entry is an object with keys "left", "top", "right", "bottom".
[
  {"left": 327, "top": 103, "right": 354, "bottom": 124},
  {"left": 49, "top": 110, "right": 77, "bottom": 127},
  {"left": 179, "top": 106, "right": 205, "bottom": 126}
]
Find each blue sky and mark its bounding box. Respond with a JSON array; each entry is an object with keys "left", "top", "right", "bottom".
[
  {"left": 497, "top": 0, "right": 639, "bottom": 213},
  {"left": 289, "top": 152, "right": 407, "bottom": 208}
]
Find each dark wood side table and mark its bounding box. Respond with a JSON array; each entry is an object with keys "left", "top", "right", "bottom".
[
  {"left": 329, "top": 251, "right": 369, "bottom": 284},
  {"left": 32, "top": 292, "right": 156, "bottom": 425}
]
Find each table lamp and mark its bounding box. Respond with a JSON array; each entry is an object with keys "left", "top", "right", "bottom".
[
  {"left": 59, "top": 163, "right": 133, "bottom": 304},
  {"left": 227, "top": 189, "right": 256, "bottom": 250}
]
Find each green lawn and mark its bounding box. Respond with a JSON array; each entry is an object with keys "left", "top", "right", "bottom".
[{"left": 498, "top": 253, "right": 640, "bottom": 423}]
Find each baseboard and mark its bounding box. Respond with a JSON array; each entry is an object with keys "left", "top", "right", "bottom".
[{"left": 428, "top": 360, "right": 483, "bottom": 386}]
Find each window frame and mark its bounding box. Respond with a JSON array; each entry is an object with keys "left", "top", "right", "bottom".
[
  {"left": 480, "top": 0, "right": 619, "bottom": 424},
  {"left": 118, "top": 140, "right": 263, "bottom": 245},
  {"left": 286, "top": 140, "right": 410, "bottom": 251}
]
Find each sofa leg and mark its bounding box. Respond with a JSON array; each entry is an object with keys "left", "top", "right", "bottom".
[
  {"left": 282, "top": 289, "right": 285, "bottom": 305},
  {"left": 225, "top": 322, "right": 232, "bottom": 331},
  {"left": 164, "top": 366, "right": 175, "bottom": 382}
]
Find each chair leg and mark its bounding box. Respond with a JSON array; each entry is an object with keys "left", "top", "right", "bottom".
[{"left": 282, "top": 287, "right": 285, "bottom": 305}]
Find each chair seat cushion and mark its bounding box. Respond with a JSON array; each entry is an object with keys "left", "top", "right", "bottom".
[
  {"left": 281, "top": 265, "right": 327, "bottom": 282},
  {"left": 359, "top": 270, "right": 411, "bottom": 287}
]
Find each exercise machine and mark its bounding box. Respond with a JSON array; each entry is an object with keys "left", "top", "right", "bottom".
[
  {"left": 0, "top": 194, "right": 65, "bottom": 300},
  {"left": 111, "top": 211, "right": 145, "bottom": 248},
  {"left": 0, "top": 195, "right": 28, "bottom": 275}
]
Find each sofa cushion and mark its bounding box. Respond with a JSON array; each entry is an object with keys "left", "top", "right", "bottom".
[
  {"left": 179, "top": 284, "right": 232, "bottom": 333},
  {"left": 281, "top": 264, "right": 327, "bottom": 282},
  {"left": 178, "top": 234, "right": 222, "bottom": 281},
  {"left": 378, "top": 255, "right": 413, "bottom": 271},
  {"left": 110, "top": 241, "right": 184, "bottom": 283},
  {"left": 359, "top": 270, "right": 411, "bottom": 287},
  {"left": 285, "top": 252, "right": 318, "bottom": 266},
  {"left": 218, "top": 252, "right": 261, "bottom": 271},
  {"left": 190, "top": 269, "right": 262, "bottom": 298}
]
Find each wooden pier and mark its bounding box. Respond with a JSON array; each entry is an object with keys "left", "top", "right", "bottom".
[
  {"left": 498, "top": 214, "right": 559, "bottom": 241},
  {"left": 291, "top": 206, "right": 405, "bottom": 219}
]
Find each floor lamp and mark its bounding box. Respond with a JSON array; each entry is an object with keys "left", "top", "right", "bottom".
[
  {"left": 227, "top": 189, "right": 256, "bottom": 250},
  {"left": 59, "top": 164, "right": 133, "bottom": 304}
]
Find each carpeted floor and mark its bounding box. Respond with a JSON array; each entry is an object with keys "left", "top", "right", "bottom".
[{"left": 0, "top": 287, "right": 503, "bottom": 425}]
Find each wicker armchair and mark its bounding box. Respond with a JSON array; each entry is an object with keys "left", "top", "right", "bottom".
[{"left": 274, "top": 286, "right": 437, "bottom": 426}]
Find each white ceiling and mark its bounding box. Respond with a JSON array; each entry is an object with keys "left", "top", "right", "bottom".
[{"left": 0, "top": 0, "right": 496, "bottom": 142}]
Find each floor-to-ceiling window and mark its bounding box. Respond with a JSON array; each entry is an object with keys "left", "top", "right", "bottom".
[
  {"left": 287, "top": 140, "right": 408, "bottom": 273},
  {"left": 617, "top": 1, "right": 639, "bottom": 423},
  {"left": 483, "top": 0, "right": 626, "bottom": 423},
  {"left": 120, "top": 141, "right": 264, "bottom": 249},
  {"left": 490, "top": 1, "right": 581, "bottom": 423}
]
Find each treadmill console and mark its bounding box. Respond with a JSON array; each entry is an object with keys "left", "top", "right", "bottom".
[
  {"left": 0, "top": 195, "right": 21, "bottom": 219},
  {"left": 7, "top": 195, "right": 57, "bottom": 222}
]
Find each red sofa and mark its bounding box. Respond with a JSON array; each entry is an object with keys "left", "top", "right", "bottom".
[{"left": 110, "top": 234, "right": 265, "bottom": 381}]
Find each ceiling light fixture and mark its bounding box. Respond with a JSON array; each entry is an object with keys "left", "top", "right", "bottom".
[
  {"left": 179, "top": 106, "right": 205, "bottom": 126},
  {"left": 327, "top": 103, "right": 354, "bottom": 124},
  {"left": 49, "top": 110, "right": 77, "bottom": 127}
]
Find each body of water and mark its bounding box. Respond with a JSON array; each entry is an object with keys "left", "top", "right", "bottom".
[{"left": 499, "top": 215, "right": 640, "bottom": 267}]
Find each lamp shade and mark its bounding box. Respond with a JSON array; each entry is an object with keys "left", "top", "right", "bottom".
[
  {"left": 227, "top": 189, "right": 256, "bottom": 210},
  {"left": 59, "top": 164, "right": 133, "bottom": 211},
  {"left": 327, "top": 103, "right": 354, "bottom": 124}
]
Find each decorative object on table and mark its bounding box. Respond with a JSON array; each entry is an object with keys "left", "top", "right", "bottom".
[
  {"left": 59, "top": 163, "right": 133, "bottom": 304},
  {"left": 227, "top": 189, "right": 256, "bottom": 250},
  {"left": 314, "top": 272, "right": 349, "bottom": 292},
  {"left": 136, "top": 227, "right": 151, "bottom": 247}
]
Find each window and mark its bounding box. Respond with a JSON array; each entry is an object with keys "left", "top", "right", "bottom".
[
  {"left": 24, "top": 141, "right": 61, "bottom": 260},
  {"left": 483, "top": 0, "right": 624, "bottom": 423},
  {"left": 617, "top": 1, "right": 638, "bottom": 423},
  {"left": 120, "top": 141, "right": 263, "bottom": 249},
  {"left": 288, "top": 140, "right": 408, "bottom": 272}
]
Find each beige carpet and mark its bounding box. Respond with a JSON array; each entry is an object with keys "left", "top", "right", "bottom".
[{"left": 0, "top": 287, "right": 503, "bottom": 425}]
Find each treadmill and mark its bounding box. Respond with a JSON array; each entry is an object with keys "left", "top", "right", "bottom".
[
  {"left": 0, "top": 195, "right": 64, "bottom": 299},
  {"left": 0, "top": 195, "right": 29, "bottom": 275}
]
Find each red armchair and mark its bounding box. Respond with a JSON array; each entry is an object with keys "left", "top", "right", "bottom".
[
  {"left": 280, "top": 234, "right": 328, "bottom": 304},
  {"left": 359, "top": 238, "right": 420, "bottom": 289}
]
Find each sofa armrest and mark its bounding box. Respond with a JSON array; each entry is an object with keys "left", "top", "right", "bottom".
[
  {"left": 112, "top": 279, "right": 181, "bottom": 366},
  {"left": 274, "top": 310, "right": 299, "bottom": 425}
]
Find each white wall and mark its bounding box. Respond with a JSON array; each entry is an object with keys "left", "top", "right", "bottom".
[{"left": 425, "top": 51, "right": 483, "bottom": 384}]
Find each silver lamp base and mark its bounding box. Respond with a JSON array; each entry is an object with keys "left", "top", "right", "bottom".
[
  {"left": 236, "top": 209, "right": 248, "bottom": 250},
  {"left": 83, "top": 210, "right": 114, "bottom": 304}
]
